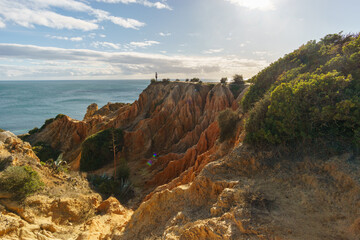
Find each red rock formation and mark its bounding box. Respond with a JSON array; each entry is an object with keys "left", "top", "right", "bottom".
[{"left": 29, "top": 82, "right": 244, "bottom": 194}]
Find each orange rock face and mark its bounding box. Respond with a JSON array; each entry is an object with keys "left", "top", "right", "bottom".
[{"left": 29, "top": 82, "right": 244, "bottom": 194}]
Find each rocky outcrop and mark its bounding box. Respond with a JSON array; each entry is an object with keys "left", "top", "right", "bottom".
[
  {"left": 0, "top": 131, "right": 40, "bottom": 170},
  {"left": 0, "top": 133, "right": 132, "bottom": 240},
  {"left": 118, "top": 145, "right": 360, "bottom": 240},
  {"left": 28, "top": 82, "right": 242, "bottom": 195}
]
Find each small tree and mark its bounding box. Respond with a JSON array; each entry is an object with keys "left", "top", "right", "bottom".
[
  {"left": 220, "top": 77, "right": 227, "bottom": 84},
  {"left": 151, "top": 78, "right": 156, "bottom": 83},
  {"left": 190, "top": 78, "right": 200, "bottom": 82},
  {"left": 233, "top": 74, "right": 244, "bottom": 84},
  {"left": 185, "top": 79, "right": 189, "bottom": 82}
]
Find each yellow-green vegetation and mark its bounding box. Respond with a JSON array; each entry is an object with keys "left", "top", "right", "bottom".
[
  {"left": 0, "top": 128, "right": 5, "bottom": 132},
  {"left": 80, "top": 128, "right": 124, "bottom": 172},
  {"left": 218, "top": 108, "right": 239, "bottom": 142},
  {"left": 0, "top": 166, "right": 43, "bottom": 199},
  {"left": 243, "top": 33, "right": 360, "bottom": 148}
]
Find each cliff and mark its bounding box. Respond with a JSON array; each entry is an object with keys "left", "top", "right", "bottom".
[{"left": 26, "top": 82, "right": 241, "bottom": 198}]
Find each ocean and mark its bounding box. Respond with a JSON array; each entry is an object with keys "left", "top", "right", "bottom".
[{"left": 0, "top": 80, "right": 150, "bottom": 135}]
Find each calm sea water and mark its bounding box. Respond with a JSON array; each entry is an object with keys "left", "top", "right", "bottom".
[{"left": 0, "top": 80, "right": 150, "bottom": 135}]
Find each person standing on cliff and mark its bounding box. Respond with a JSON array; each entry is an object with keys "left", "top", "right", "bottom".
[{"left": 155, "top": 72, "right": 158, "bottom": 81}]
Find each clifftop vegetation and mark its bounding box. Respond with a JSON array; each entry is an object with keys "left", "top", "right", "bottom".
[{"left": 242, "top": 33, "right": 360, "bottom": 149}]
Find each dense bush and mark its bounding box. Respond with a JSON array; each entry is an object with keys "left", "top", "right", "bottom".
[
  {"left": 218, "top": 109, "right": 239, "bottom": 142},
  {"left": 220, "top": 77, "right": 227, "bottom": 84},
  {"left": 0, "top": 128, "right": 5, "bottom": 132},
  {"left": 190, "top": 78, "right": 200, "bottom": 82},
  {"left": 115, "top": 158, "right": 130, "bottom": 180},
  {"left": 233, "top": 74, "right": 245, "bottom": 84},
  {"left": 229, "top": 82, "right": 246, "bottom": 98},
  {"left": 88, "top": 174, "right": 133, "bottom": 203},
  {"left": 32, "top": 142, "right": 60, "bottom": 163},
  {"left": 28, "top": 127, "right": 39, "bottom": 135},
  {"left": 0, "top": 166, "right": 43, "bottom": 199},
  {"left": 244, "top": 33, "right": 360, "bottom": 148},
  {"left": 241, "top": 34, "right": 353, "bottom": 111},
  {"left": 80, "top": 128, "right": 124, "bottom": 172}
]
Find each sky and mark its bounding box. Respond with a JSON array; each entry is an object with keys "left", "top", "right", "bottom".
[{"left": 0, "top": 0, "right": 359, "bottom": 80}]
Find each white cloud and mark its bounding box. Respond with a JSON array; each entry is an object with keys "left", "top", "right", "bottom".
[
  {"left": 203, "top": 48, "right": 224, "bottom": 54},
  {"left": 70, "top": 37, "right": 83, "bottom": 42},
  {"left": 253, "top": 51, "right": 272, "bottom": 56},
  {"left": 47, "top": 35, "right": 83, "bottom": 41},
  {"left": 96, "top": 0, "right": 172, "bottom": 10},
  {"left": 159, "top": 32, "right": 171, "bottom": 37},
  {"left": 108, "top": 16, "right": 145, "bottom": 29},
  {"left": 0, "top": 0, "right": 145, "bottom": 30},
  {"left": 88, "top": 33, "right": 97, "bottom": 39},
  {"left": 99, "top": 34, "right": 106, "bottom": 38},
  {"left": 225, "top": 0, "right": 276, "bottom": 11},
  {"left": 142, "top": 0, "right": 171, "bottom": 10},
  {"left": 92, "top": 41, "right": 121, "bottom": 49},
  {"left": 48, "top": 36, "right": 69, "bottom": 41},
  {"left": 0, "top": 18, "right": 5, "bottom": 28},
  {"left": 129, "top": 40, "right": 160, "bottom": 48},
  {"left": 0, "top": 43, "right": 268, "bottom": 80}
]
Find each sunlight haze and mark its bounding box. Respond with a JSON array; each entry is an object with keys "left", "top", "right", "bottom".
[{"left": 0, "top": 0, "right": 359, "bottom": 80}]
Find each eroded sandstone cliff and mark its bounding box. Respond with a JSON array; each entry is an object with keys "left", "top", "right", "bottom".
[{"left": 26, "top": 82, "right": 242, "bottom": 198}]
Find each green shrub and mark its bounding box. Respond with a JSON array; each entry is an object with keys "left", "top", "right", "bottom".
[
  {"left": 0, "top": 128, "right": 5, "bottom": 132},
  {"left": 244, "top": 94, "right": 271, "bottom": 144},
  {"left": 242, "top": 33, "right": 360, "bottom": 150},
  {"left": 32, "top": 142, "right": 60, "bottom": 163},
  {"left": 80, "top": 128, "right": 124, "bottom": 172},
  {"left": 0, "top": 166, "right": 43, "bottom": 199},
  {"left": 28, "top": 127, "right": 39, "bottom": 135},
  {"left": 217, "top": 109, "right": 239, "bottom": 142},
  {"left": 233, "top": 74, "right": 245, "bottom": 84},
  {"left": 229, "top": 83, "right": 245, "bottom": 98},
  {"left": 190, "top": 78, "right": 200, "bottom": 82},
  {"left": 220, "top": 77, "right": 227, "bottom": 84},
  {"left": 87, "top": 174, "right": 133, "bottom": 203},
  {"left": 245, "top": 71, "right": 359, "bottom": 145},
  {"left": 55, "top": 114, "right": 66, "bottom": 120},
  {"left": 162, "top": 78, "right": 170, "bottom": 83},
  {"left": 150, "top": 78, "right": 156, "bottom": 83},
  {"left": 116, "top": 158, "right": 130, "bottom": 180}
]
